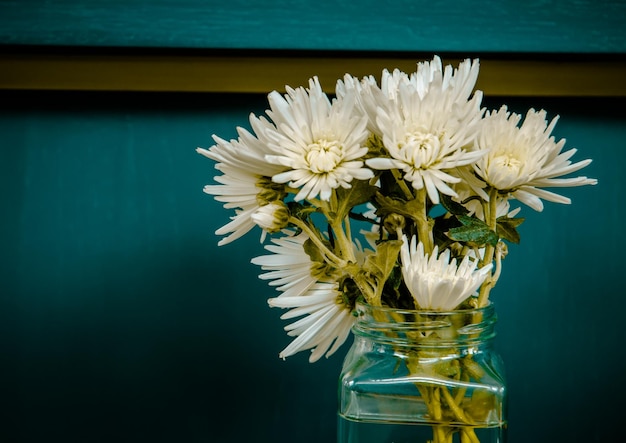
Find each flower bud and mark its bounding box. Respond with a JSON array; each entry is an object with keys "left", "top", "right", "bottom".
[
  {"left": 383, "top": 213, "right": 406, "bottom": 235},
  {"left": 252, "top": 201, "right": 290, "bottom": 233},
  {"left": 256, "top": 177, "right": 287, "bottom": 205}
]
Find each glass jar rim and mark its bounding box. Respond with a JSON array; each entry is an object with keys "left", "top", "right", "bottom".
[
  {"left": 354, "top": 299, "right": 496, "bottom": 317},
  {"left": 352, "top": 299, "right": 497, "bottom": 345}
]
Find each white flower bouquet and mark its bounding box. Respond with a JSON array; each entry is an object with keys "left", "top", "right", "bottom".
[{"left": 197, "top": 55, "right": 596, "bottom": 366}]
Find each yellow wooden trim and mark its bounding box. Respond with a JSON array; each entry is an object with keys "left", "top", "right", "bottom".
[{"left": 1, "top": 53, "right": 625, "bottom": 96}]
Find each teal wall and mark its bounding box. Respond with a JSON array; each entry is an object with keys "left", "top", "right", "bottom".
[
  {"left": 1, "top": 1, "right": 625, "bottom": 442},
  {"left": 1, "top": 90, "right": 624, "bottom": 443}
]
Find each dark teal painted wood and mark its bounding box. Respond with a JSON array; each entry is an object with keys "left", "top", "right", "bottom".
[
  {"left": 1, "top": 0, "right": 625, "bottom": 53},
  {"left": 0, "top": 91, "right": 624, "bottom": 442},
  {"left": 488, "top": 97, "right": 626, "bottom": 442},
  {"left": 0, "top": 91, "right": 342, "bottom": 442}
]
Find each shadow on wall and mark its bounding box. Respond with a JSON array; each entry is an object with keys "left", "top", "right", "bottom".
[{"left": 2, "top": 224, "right": 343, "bottom": 442}]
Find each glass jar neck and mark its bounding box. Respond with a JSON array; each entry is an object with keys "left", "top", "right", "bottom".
[{"left": 351, "top": 301, "right": 497, "bottom": 349}]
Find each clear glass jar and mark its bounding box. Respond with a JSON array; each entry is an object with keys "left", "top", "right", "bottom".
[{"left": 338, "top": 301, "right": 507, "bottom": 443}]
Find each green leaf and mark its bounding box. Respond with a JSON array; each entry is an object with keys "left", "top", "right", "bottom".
[
  {"left": 496, "top": 216, "right": 525, "bottom": 244},
  {"left": 362, "top": 240, "right": 403, "bottom": 281},
  {"left": 373, "top": 192, "right": 408, "bottom": 217},
  {"left": 447, "top": 215, "right": 499, "bottom": 247},
  {"left": 303, "top": 238, "right": 325, "bottom": 263},
  {"left": 359, "top": 240, "right": 403, "bottom": 305},
  {"left": 439, "top": 193, "right": 469, "bottom": 216},
  {"left": 334, "top": 180, "right": 377, "bottom": 220},
  {"left": 373, "top": 192, "right": 425, "bottom": 222},
  {"left": 287, "top": 201, "right": 317, "bottom": 220}
]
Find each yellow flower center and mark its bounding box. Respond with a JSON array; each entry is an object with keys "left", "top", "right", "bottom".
[
  {"left": 305, "top": 140, "right": 343, "bottom": 174},
  {"left": 487, "top": 152, "right": 527, "bottom": 190},
  {"left": 492, "top": 154, "right": 523, "bottom": 174},
  {"left": 398, "top": 131, "right": 441, "bottom": 167}
]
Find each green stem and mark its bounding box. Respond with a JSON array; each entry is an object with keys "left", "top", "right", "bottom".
[
  {"left": 343, "top": 213, "right": 352, "bottom": 244},
  {"left": 461, "top": 428, "right": 481, "bottom": 443},
  {"left": 454, "top": 373, "right": 470, "bottom": 405},
  {"left": 331, "top": 219, "right": 356, "bottom": 262},
  {"left": 441, "top": 385, "right": 473, "bottom": 424},
  {"left": 347, "top": 270, "right": 375, "bottom": 305},
  {"left": 477, "top": 188, "right": 499, "bottom": 307},
  {"left": 320, "top": 197, "right": 357, "bottom": 264},
  {"left": 432, "top": 388, "right": 448, "bottom": 443},
  {"left": 288, "top": 216, "right": 346, "bottom": 268},
  {"left": 417, "top": 385, "right": 444, "bottom": 443},
  {"left": 391, "top": 168, "right": 414, "bottom": 200},
  {"left": 414, "top": 187, "right": 434, "bottom": 254}
]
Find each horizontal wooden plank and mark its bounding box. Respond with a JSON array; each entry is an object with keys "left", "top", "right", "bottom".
[
  {"left": 1, "top": 50, "right": 625, "bottom": 96},
  {"left": 0, "top": 0, "right": 625, "bottom": 53}
]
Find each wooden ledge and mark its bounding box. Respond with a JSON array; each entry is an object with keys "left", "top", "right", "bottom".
[{"left": 1, "top": 49, "right": 625, "bottom": 96}]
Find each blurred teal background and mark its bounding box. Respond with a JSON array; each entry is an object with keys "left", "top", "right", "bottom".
[{"left": 1, "top": 1, "right": 625, "bottom": 442}]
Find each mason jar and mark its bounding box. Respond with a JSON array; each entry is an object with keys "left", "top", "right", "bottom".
[{"left": 338, "top": 301, "right": 507, "bottom": 443}]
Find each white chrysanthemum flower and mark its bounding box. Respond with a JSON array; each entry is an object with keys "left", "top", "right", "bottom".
[
  {"left": 251, "top": 231, "right": 320, "bottom": 299},
  {"left": 269, "top": 282, "right": 354, "bottom": 363},
  {"left": 336, "top": 73, "right": 388, "bottom": 134},
  {"left": 252, "top": 230, "right": 362, "bottom": 362},
  {"left": 452, "top": 178, "right": 521, "bottom": 221},
  {"left": 365, "top": 56, "right": 487, "bottom": 205},
  {"left": 256, "top": 76, "right": 374, "bottom": 201},
  {"left": 400, "top": 235, "right": 493, "bottom": 311},
  {"left": 197, "top": 125, "right": 286, "bottom": 245},
  {"left": 472, "top": 106, "right": 597, "bottom": 211}
]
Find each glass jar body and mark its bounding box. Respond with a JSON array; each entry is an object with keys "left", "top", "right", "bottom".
[{"left": 338, "top": 302, "right": 507, "bottom": 443}]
